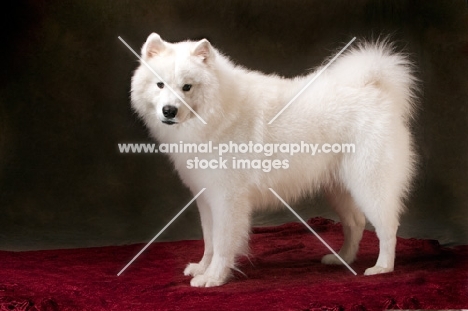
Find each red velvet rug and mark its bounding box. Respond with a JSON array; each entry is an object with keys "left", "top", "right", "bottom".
[{"left": 1, "top": 218, "right": 467, "bottom": 310}]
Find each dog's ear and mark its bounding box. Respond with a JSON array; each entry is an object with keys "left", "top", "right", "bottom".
[
  {"left": 142, "top": 33, "right": 166, "bottom": 58},
  {"left": 192, "top": 39, "right": 212, "bottom": 62}
]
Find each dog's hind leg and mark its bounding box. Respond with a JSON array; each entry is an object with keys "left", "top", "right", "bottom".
[
  {"left": 354, "top": 186, "right": 401, "bottom": 275},
  {"left": 342, "top": 125, "right": 412, "bottom": 275},
  {"left": 344, "top": 163, "right": 402, "bottom": 275},
  {"left": 321, "top": 186, "right": 366, "bottom": 265},
  {"left": 362, "top": 202, "right": 400, "bottom": 275}
]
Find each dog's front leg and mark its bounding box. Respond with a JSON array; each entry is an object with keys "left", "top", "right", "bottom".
[
  {"left": 189, "top": 196, "right": 251, "bottom": 287},
  {"left": 184, "top": 197, "right": 213, "bottom": 277}
]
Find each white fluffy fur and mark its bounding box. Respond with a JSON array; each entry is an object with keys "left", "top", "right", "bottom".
[{"left": 131, "top": 33, "right": 417, "bottom": 287}]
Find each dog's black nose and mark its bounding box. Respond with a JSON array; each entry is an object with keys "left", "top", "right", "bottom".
[{"left": 162, "top": 105, "right": 178, "bottom": 118}]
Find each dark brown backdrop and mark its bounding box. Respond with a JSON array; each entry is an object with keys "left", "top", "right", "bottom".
[{"left": 1, "top": 0, "right": 467, "bottom": 250}]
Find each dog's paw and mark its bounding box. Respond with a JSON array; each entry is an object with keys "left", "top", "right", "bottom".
[
  {"left": 183, "top": 263, "right": 206, "bottom": 277},
  {"left": 321, "top": 253, "right": 353, "bottom": 265},
  {"left": 364, "top": 265, "right": 393, "bottom": 275},
  {"left": 190, "top": 274, "right": 226, "bottom": 287}
]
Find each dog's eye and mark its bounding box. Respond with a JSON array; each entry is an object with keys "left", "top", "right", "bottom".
[
  {"left": 182, "top": 84, "right": 192, "bottom": 92},
  {"left": 157, "top": 82, "right": 164, "bottom": 89}
]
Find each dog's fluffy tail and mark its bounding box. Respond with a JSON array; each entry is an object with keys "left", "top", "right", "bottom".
[{"left": 334, "top": 40, "right": 417, "bottom": 121}]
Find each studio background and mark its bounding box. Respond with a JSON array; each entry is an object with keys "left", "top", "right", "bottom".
[{"left": 1, "top": 0, "right": 467, "bottom": 251}]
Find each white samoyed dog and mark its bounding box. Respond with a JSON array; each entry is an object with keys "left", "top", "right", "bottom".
[{"left": 130, "top": 33, "right": 416, "bottom": 287}]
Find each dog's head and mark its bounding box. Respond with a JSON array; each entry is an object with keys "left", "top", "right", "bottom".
[{"left": 131, "top": 33, "right": 218, "bottom": 126}]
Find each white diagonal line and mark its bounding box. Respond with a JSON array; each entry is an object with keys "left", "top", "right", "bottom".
[
  {"left": 268, "top": 188, "right": 357, "bottom": 275},
  {"left": 117, "top": 188, "right": 206, "bottom": 276},
  {"left": 268, "top": 37, "right": 356, "bottom": 124},
  {"left": 118, "top": 36, "right": 207, "bottom": 125}
]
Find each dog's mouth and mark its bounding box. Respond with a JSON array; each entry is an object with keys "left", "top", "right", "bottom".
[{"left": 162, "top": 120, "right": 177, "bottom": 125}]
